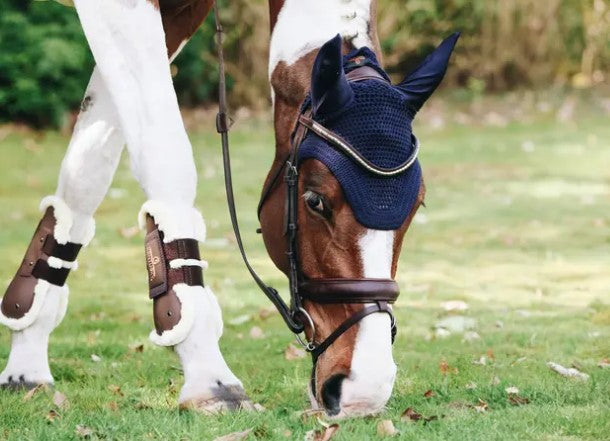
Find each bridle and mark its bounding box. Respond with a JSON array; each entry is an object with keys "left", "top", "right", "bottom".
[{"left": 213, "top": 4, "right": 419, "bottom": 396}]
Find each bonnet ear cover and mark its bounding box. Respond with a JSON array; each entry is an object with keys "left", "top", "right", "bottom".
[
  {"left": 396, "top": 32, "right": 460, "bottom": 113},
  {"left": 310, "top": 34, "right": 354, "bottom": 117}
]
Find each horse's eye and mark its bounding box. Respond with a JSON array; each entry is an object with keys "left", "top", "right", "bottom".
[{"left": 304, "top": 190, "right": 327, "bottom": 215}]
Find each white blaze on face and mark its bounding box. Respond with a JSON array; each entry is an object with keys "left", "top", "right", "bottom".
[
  {"left": 269, "top": 0, "right": 373, "bottom": 77},
  {"left": 339, "top": 229, "right": 397, "bottom": 414}
]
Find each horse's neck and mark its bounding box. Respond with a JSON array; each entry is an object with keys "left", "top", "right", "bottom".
[{"left": 268, "top": 0, "right": 379, "bottom": 156}]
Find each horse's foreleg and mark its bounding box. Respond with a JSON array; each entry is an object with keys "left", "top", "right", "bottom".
[
  {"left": 72, "top": 0, "right": 250, "bottom": 411},
  {"left": 0, "top": 68, "right": 125, "bottom": 388}
]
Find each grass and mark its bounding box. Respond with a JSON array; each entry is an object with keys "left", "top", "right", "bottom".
[{"left": 0, "top": 99, "right": 609, "bottom": 440}]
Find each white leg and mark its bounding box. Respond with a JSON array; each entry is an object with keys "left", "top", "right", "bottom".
[
  {"left": 0, "top": 68, "right": 125, "bottom": 387},
  {"left": 73, "top": 0, "right": 248, "bottom": 410}
]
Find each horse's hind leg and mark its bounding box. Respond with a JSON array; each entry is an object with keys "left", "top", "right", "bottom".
[
  {"left": 72, "top": 0, "right": 251, "bottom": 412},
  {"left": 0, "top": 67, "right": 125, "bottom": 388}
]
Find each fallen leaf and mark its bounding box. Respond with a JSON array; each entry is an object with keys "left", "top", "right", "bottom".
[
  {"left": 473, "top": 356, "right": 487, "bottom": 366},
  {"left": 107, "top": 384, "right": 124, "bottom": 397},
  {"left": 228, "top": 314, "right": 251, "bottom": 326},
  {"left": 108, "top": 402, "right": 118, "bottom": 411},
  {"left": 377, "top": 420, "right": 398, "bottom": 437},
  {"left": 91, "top": 354, "right": 102, "bottom": 362},
  {"left": 258, "top": 307, "right": 277, "bottom": 320},
  {"left": 571, "top": 361, "right": 584, "bottom": 371},
  {"left": 298, "top": 409, "right": 326, "bottom": 422},
  {"left": 87, "top": 331, "right": 98, "bottom": 345},
  {"left": 53, "top": 391, "right": 69, "bottom": 409},
  {"left": 401, "top": 407, "right": 422, "bottom": 422},
  {"left": 547, "top": 362, "right": 589, "bottom": 381},
  {"left": 284, "top": 344, "right": 307, "bottom": 360},
  {"left": 75, "top": 425, "right": 94, "bottom": 438},
  {"left": 448, "top": 401, "right": 470, "bottom": 409},
  {"left": 486, "top": 348, "right": 495, "bottom": 361},
  {"left": 505, "top": 386, "right": 519, "bottom": 394},
  {"left": 513, "top": 357, "right": 527, "bottom": 365},
  {"left": 128, "top": 343, "right": 144, "bottom": 353},
  {"left": 434, "top": 328, "right": 451, "bottom": 339},
  {"left": 508, "top": 394, "right": 530, "bottom": 406},
  {"left": 119, "top": 226, "right": 140, "bottom": 239},
  {"left": 439, "top": 360, "right": 458, "bottom": 376},
  {"left": 441, "top": 300, "right": 469, "bottom": 312},
  {"left": 89, "top": 312, "right": 106, "bottom": 321},
  {"left": 46, "top": 409, "right": 59, "bottom": 422},
  {"left": 462, "top": 331, "right": 481, "bottom": 342},
  {"left": 473, "top": 398, "right": 488, "bottom": 413},
  {"left": 249, "top": 326, "right": 264, "bottom": 339},
  {"left": 23, "top": 384, "right": 47, "bottom": 401},
  {"left": 304, "top": 424, "right": 339, "bottom": 441},
  {"left": 213, "top": 429, "right": 252, "bottom": 441},
  {"left": 435, "top": 316, "right": 476, "bottom": 334},
  {"left": 598, "top": 358, "right": 609, "bottom": 369},
  {"left": 423, "top": 389, "right": 435, "bottom": 398},
  {"left": 424, "top": 415, "right": 439, "bottom": 424}
]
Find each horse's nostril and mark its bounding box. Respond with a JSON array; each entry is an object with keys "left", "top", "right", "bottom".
[{"left": 321, "top": 374, "right": 347, "bottom": 416}]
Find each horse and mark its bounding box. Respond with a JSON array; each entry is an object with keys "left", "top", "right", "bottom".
[
  {"left": 0, "top": 0, "right": 457, "bottom": 418},
  {"left": 260, "top": 0, "right": 458, "bottom": 416}
]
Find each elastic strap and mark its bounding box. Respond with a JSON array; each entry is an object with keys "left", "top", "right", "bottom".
[
  {"left": 41, "top": 235, "right": 82, "bottom": 262},
  {"left": 32, "top": 259, "right": 71, "bottom": 287}
]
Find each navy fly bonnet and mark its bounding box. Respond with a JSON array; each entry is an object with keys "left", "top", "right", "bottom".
[{"left": 297, "top": 33, "right": 459, "bottom": 230}]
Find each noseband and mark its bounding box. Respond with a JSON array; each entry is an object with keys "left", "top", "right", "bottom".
[{"left": 213, "top": 6, "right": 418, "bottom": 397}]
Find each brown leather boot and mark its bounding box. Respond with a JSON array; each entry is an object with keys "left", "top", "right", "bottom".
[
  {"left": 145, "top": 215, "right": 204, "bottom": 337},
  {"left": 1, "top": 207, "right": 81, "bottom": 321}
]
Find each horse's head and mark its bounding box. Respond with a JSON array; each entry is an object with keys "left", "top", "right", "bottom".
[{"left": 261, "top": 33, "right": 458, "bottom": 417}]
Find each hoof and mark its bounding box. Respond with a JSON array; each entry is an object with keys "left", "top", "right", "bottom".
[
  {"left": 0, "top": 375, "right": 51, "bottom": 391},
  {"left": 179, "top": 384, "right": 256, "bottom": 414}
]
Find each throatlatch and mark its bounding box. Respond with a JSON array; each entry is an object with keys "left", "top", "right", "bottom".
[{"left": 144, "top": 215, "right": 205, "bottom": 340}]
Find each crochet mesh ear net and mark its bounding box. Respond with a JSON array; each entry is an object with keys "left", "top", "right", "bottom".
[{"left": 298, "top": 49, "right": 421, "bottom": 230}]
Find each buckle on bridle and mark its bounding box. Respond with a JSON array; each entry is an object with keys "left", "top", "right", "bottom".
[{"left": 284, "top": 162, "right": 298, "bottom": 186}]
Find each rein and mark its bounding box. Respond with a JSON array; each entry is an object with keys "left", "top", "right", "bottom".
[{"left": 213, "top": 4, "right": 417, "bottom": 396}]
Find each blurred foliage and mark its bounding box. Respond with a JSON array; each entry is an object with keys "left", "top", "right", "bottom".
[
  {"left": 0, "top": 0, "right": 93, "bottom": 127},
  {"left": 0, "top": 0, "right": 608, "bottom": 127}
]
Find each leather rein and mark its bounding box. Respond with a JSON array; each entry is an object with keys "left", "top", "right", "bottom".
[{"left": 213, "top": 4, "right": 418, "bottom": 394}]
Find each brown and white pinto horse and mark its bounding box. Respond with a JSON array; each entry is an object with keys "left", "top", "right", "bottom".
[{"left": 1, "top": 0, "right": 454, "bottom": 418}]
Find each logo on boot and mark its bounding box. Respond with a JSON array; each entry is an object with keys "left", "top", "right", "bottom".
[{"left": 146, "top": 245, "right": 161, "bottom": 282}]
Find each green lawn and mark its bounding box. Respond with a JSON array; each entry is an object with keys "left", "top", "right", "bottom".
[{"left": 0, "top": 100, "right": 609, "bottom": 440}]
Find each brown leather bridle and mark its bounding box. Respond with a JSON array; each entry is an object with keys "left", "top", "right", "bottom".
[{"left": 212, "top": 4, "right": 419, "bottom": 395}]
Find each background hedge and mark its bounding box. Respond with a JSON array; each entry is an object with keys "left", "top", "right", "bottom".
[{"left": 0, "top": 0, "right": 608, "bottom": 127}]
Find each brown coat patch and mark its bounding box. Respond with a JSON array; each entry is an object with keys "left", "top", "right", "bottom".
[{"left": 159, "top": 0, "right": 214, "bottom": 57}]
